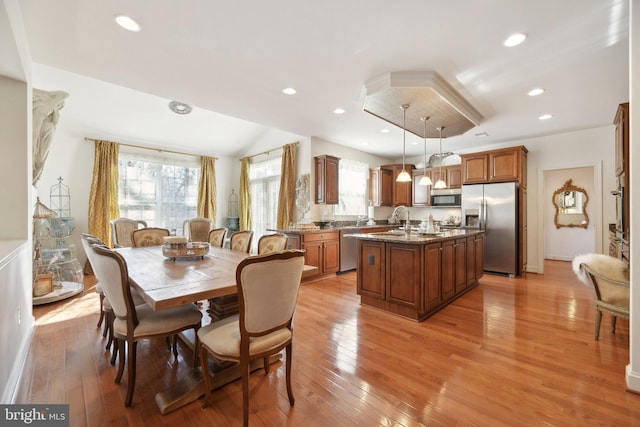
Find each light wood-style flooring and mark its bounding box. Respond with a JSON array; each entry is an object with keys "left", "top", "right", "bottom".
[{"left": 15, "top": 260, "right": 640, "bottom": 426}]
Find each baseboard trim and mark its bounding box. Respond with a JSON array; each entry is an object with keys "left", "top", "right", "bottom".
[{"left": 2, "top": 319, "right": 35, "bottom": 404}]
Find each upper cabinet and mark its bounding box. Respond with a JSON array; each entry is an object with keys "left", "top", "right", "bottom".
[
  {"left": 315, "top": 155, "right": 340, "bottom": 204},
  {"left": 461, "top": 146, "right": 528, "bottom": 187},
  {"left": 614, "top": 102, "right": 629, "bottom": 177},
  {"left": 370, "top": 164, "right": 414, "bottom": 207}
]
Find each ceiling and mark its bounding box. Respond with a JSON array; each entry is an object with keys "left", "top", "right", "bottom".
[{"left": 15, "top": 0, "right": 629, "bottom": 158}]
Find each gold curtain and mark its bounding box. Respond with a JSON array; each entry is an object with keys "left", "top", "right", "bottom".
[
  {"left": 197, "top": 156, "right": 217, "bottom": 222},
  {"left": 87, "top": 140, "right": 120, "bottom": 248},
  {"left": 276, "top": 142, "right": 297, "bottom": 229},
  {"left": 239, "top": 157, "right": 252, "bottom": 231}
]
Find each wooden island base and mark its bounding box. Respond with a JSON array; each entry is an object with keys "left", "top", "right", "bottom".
[{"left": 353, "top": 230, "right": 485, "bottom": 322}]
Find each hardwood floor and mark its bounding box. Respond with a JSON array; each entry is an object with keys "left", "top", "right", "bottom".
[{"left": 16, "top": 260, "right": 640, "bottom": 426}]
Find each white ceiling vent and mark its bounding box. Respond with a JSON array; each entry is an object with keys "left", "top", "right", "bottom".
[{"left": 362, "top": 71, "right": 483, "bottom": 138}]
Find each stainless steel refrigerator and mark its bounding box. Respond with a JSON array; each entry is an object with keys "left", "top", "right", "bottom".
[{"left": 461, "top": 182, "right": 518, "bottom": 276}]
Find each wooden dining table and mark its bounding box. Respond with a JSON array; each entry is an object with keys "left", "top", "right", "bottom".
[{"left": 114, "top": 244, "right": 317, "bottom": 414}]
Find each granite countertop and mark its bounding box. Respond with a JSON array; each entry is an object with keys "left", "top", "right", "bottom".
[
  {"left": 268, "top": 224, "right": 402, "bottom": 234},
  {"left": 343, "top": 228, "right": 482, "bottom": 244}
]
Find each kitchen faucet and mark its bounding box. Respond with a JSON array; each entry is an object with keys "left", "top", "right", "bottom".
[{"left": 392, "top": 205, "right": 410, "bottom": 230}]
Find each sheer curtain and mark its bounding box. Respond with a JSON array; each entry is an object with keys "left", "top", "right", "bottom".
[
  {"left": 198, "top": 156, "right": 217, "bottom": 222},
  {"left": 88, "top": 140, "right": 120, "bottom": 247}
]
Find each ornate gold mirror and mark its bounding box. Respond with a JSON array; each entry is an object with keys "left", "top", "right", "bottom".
[{"left": 552, "top": 179, "right": 589, "bottom": 229}]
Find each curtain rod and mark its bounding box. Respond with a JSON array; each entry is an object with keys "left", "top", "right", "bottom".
[
  {"left": 83, "top": 137, "right": 218, "bottom": 160},
  {"left": 240, "top": 141, "right": 299, "bottom": 161}
]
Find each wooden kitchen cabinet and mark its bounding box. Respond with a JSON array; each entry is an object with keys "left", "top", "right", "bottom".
[
  {"left": 424, "top": 243, "right": 441, "bottom": 310},
  {"left": 461, "top": 153, "right": 488, "bottom": 184},
  {"left": 357, "top": 240, "right": 386, "bottom": 299},
  {"left": 447, "top": 165, "right": 462, "bottom": 188},
  {"left": 386, "top": 243, "right": 423, "bottom": 310},
  {"left": 454, "top": 237, "right": 467, "bottom": 291},
  {"left": 440, "top": 240, "right": 455, "bottom": 302},
  {"left": 301, "top": 231, "right": 340, "bottom": 275},
  {"left": 389, "top": 164, "right": 414, "bottom": 206},
  {"left": 314, "top": 155, "right": 340, "bottom": 204},
  {"left": 412, "top": 168, "right": 431, "bottom": 207},
  {"left": 369, "top": 167, "right": 393, "bottom": 207}
]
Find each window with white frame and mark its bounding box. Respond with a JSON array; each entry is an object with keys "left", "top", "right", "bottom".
[
  {"left": 118, "top": 149, "right": 200, "bottom": 234},
  {"left": 250, "top": 156, "right": 281, "bottom": 247},
  {"left": 335, "top": 158, "right": 368, "bottom": 216}
]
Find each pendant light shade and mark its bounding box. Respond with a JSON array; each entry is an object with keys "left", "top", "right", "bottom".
[
  {"left": 418, "top": 115, "right": 433, "bottom": 186},
  {"left": 396, "top": 104, "right": 412, "bottom": 183},
  {"left": 433, "top": 126, "right": 447, "bottom": 189}
]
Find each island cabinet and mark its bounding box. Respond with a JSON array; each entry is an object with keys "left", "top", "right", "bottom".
[
  {"left": 314, "top": 155, "right": 340, "bottom": 204},
  {"left": 284, "top": 230, "right": 340, "bottom": 277},
  {"left": 356, "top": 232, "right": 483, "bottom": 322}
]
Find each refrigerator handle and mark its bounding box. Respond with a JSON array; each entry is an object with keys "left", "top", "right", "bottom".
[{"left": 481, "top": 199, "right": 487, "bottom": 230}]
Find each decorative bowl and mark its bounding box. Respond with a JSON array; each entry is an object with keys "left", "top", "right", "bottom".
[{"left": 162, "top": 242, "right": 209, "bottom": 261}]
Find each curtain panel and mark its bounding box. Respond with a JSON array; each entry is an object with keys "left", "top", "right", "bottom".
[
  {"left": 276, "top": 142, "right": 297, "bottom": 229},
  {"left": 197, "top": 156, "right": 217, "bottom": 222},
  {"left": 87, "top": 140, "right": 120, "bottom": 248},
  {"left": 239, "top": 157, "right": 252, "bottom": 231}
]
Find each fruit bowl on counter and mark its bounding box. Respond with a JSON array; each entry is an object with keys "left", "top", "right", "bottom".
[{"left": 162, "top": 237, "right": 209, "bottom": 261}]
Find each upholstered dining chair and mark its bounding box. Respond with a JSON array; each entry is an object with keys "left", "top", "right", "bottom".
[
  {"left": 110, "top": 218, "right": 147, "bottom": 248},
  {"left": 183, "top": 217, "right": 213, "bottom": 242},
  {"left": 572, "top": 253, "right": 630, "bottom": 340},
  {"left": 81, "top": 233, "right": 147, "bottom": 364},
  {"left": 207, "top": 227, "right": 227, "bottom": 248},
  {"left": 230, "top": 230, "right": 254, "bottom": 253},
  {"left": 90, "top": 245, "right": 202, "bottom": 407},
  {"left": 198, "top": 250, "right": 305, "bottom": 426},
  {"left": 131, "top": 227, "right": 170, "bottom": 247},
  {"left": 257, "top": 233, "right": 288, "bottom": 254}
]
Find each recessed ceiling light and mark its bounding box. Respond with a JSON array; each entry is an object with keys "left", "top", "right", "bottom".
[
  {"left": 361, "top": 142, "right": 369, "bottom": 146},
  {"left": 411, "top": 141, "right": 419, "bottom": 145},
  {"left": 169, "top": 101, "right": 192, "bottom": 115},
  {"left": 333, "top": 108, "right": 345, "bottom": 114},
  {"left": 528, "top": 88, "right": 545, "bottom": 96},
  {"left": 381, "top": 129, "right": 390, "bottom": 134},
  {"left": 539, "top": 114, "right": 553, "bottom": 120},
  {"left": 115, "top": 15, "right": 141, "bottom": 32},
  {"left": 282, "top": 87, "right": 297, "bottom": 95},
  {"left": 504, "top": 33, "right": 527, "bottom": 47}
]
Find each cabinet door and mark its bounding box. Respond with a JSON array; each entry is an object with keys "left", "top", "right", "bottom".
[
  {"left": 412, "top": 169, "right": 431, "bottom": 207},
  {"left": 322, "top": 239, "right": 340, "bottom": 274},
  {"left": 314, "top": 156, "right": 326, "bottom": 204},
  {"left": 286, "top": 234, "right": 301, "bottom": 250},
  {"left": 454, "top": 238, "right": 467, "bottom": 291},
  {"left": 447, "top": 166, "right": 462, "bottom": 188},
  {"left": 392, "top": 165, "right": 414, "bottom": 206},
  {"left": 489, "top": 148, "right": 520, "bottom": 182},
  {"left": 430, "top": 168, "right": 446, "bottom": 187},
  {"left": 357, "top": 240, "right": 385, "bottom": 299},
  {"left": 314, "top": 155, "right": 339, "bottom": 205},
  {"left": 461, "top": 153, "right": 488, "bottom": 184},
  {"left": 475, "top": 235, "right": 484, "bottom": 279},
  {"left": 441, "top": 240, "right": 455, "bottom": 301},
  {"left": 370, "top": 168, "right": 393, "bottom": 207},
  {"left": 424, "top": 242, "right": 441, "bottom": 310},
  {"left": 386, "top": 243, "right": 422, "bottom": 310},
  {"left": 302, "top": 241, "right": 323, "bottom": 271},
  {"left": 466, "top": 236, "right": 476, "bottom": 286}
]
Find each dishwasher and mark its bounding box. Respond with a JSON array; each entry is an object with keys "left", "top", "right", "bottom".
[{"left": 339, "top": 228, "right": 361, "bottom": 273}]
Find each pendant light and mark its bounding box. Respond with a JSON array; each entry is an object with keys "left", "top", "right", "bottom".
[
  {"left": 433, "top": 126, "right": 447, "bottom": 189},
  {"left": 396, "top": 104, "right": 412, "bottom": 183},
  {"left": 418, "top": 116, "right": 433, "bottom": 186}
]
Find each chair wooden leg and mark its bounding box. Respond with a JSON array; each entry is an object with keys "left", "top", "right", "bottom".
[
  {"left": 192, "top": 327, "right": 200, "bottom": 368},
  {"left": 110, "top": 338, "right": 119, "bottom": 365},
  {"left": 612, "top": 315, "right": 617, "bottom": 334},
  {"left": 97, "top": 293, "right": 105, "bottom": 327},
  {"left": 105, "top": 312, "right": 113, "bottom": 350},
  {"left": 263, "top": 356, "right": 270, "bottom": 374},
  {"left": 286, "top": 343, "right": 295, "bottom": 406},
  {"left": 172, "top": 335, "right": 178, "bottom": 358},
  {"left": 199, "top": 345, "right": 213, "bottom": 408},
  {"left": 595, "top": 310, "right": 602, "bottom": 340},
  {"left": 242, "top": 360, "right": 250, "bottom": 427},
  {"left": 125, "top": 341, "right": 137, "bottom": 407},
  {"left": 115, "top": 339, "right": 126, "bottom": 384}
]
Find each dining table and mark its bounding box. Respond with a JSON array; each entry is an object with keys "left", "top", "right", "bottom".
[{"left": 114, "top": 244, "right": 318, "bottom": 414}]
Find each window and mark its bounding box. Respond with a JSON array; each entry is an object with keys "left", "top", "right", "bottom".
[
  {"left": 250, "top": 156, "right": 281, "bottom": 247},
  {"left": 335, "top": 158, "right": 368, "bottom": 216},
  {"left": 118, "top": 149, "right": 200, "bottom": 234}
]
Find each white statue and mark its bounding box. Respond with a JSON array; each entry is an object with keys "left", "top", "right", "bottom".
[{"left": 32, "top": 88, "right": 69, "bottom": 187}]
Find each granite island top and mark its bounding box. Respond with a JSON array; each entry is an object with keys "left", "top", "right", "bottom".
[
  {"left": 267, "top": 224, "right": 403, "bottom": 235},
  {"left": 343, "top": 228, "right": 483, "bottom": 244}
]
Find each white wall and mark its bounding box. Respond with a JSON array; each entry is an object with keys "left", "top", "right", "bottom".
[{"left": 543, "top": 167, "right": 596, "bottom": 261}]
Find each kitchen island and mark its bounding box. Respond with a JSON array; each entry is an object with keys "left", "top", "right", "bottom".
[{"left": 347, "top": 229, "right": 484, "bottom": 321}]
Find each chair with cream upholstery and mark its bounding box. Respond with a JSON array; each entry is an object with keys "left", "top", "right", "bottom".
[
  {"left": 207, "top": 228, "right": 227, "bottom": 248},
  {"left": 230, "top": 230, "right": 254, "bottom": 253},
  {"left": 110, "top": 218, "right": 147, "bottom": 248},
  {"left": 131, "top": 227, "right": 170, "bottom": 247},
  {"left": 257, "top": 233, "right": 288, "bottom": 254},
  {"left": 572, "top": 253, "right": 630, "bottom": 340},
  {"left": 198, "top": 250, "right": 305, "bottom": 426},
  {"left": 183, "top": 217, "right": 213, "bottom": 242},
  {"left": 90, "top": 245, "right": 202, "bottom": 407}
]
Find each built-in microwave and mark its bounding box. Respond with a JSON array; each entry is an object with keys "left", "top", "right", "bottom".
[{"left": 431, "top": 189, "right": 462, "bottom": 207}]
